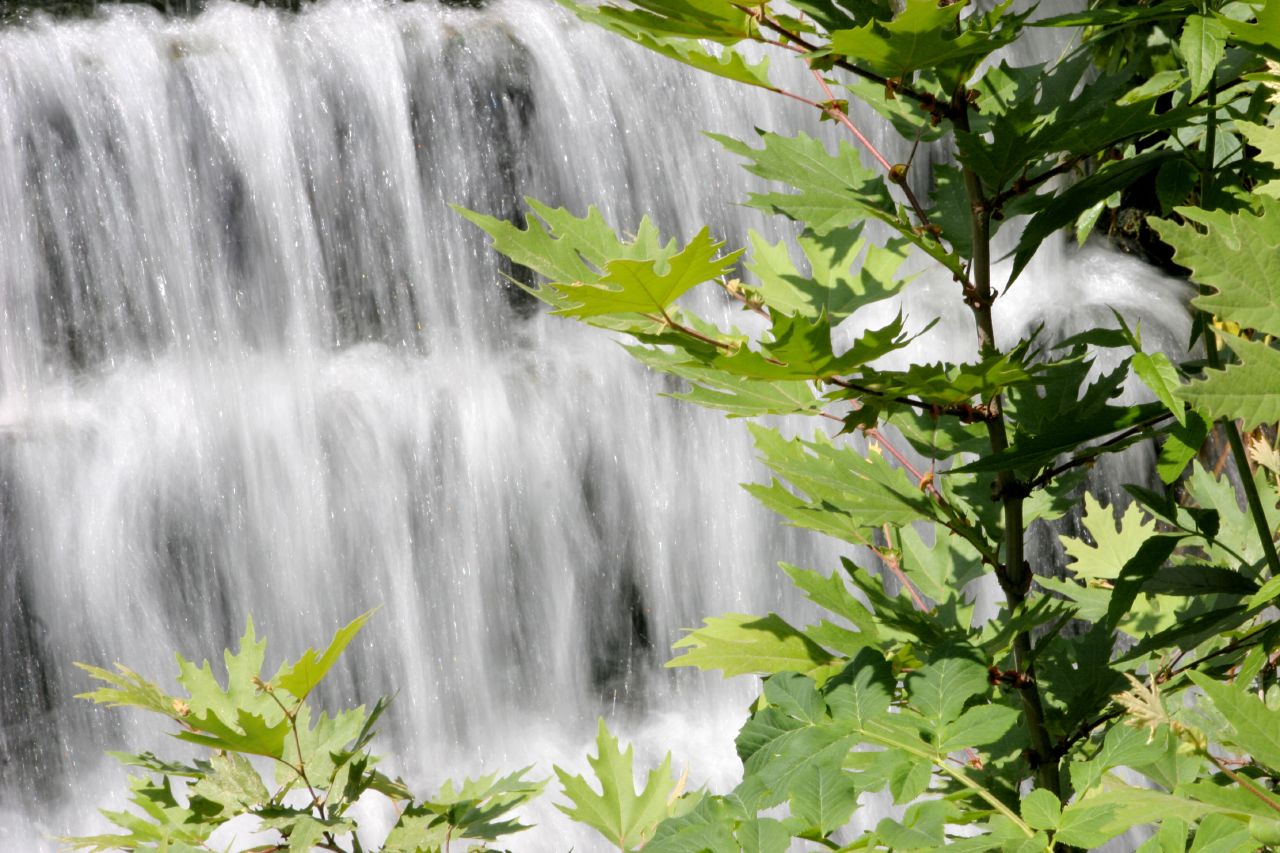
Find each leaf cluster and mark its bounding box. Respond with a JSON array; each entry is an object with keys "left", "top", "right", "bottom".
[
  {"left": 454, "top": 0, "right": 1280, "bottom": 848},
  {"left": 65, "top": 613, "right": 544, "bottom": 853}
]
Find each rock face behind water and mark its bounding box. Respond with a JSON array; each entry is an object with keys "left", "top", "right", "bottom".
[
  {"left": 1, "top": 0, "right": 488, "bottom": 25},
  {"left": 1, "top": 1, "right": 308, "bottom": 22}
]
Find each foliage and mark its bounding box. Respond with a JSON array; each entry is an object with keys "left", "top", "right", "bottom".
[
  {"left": 453, "top": 0, "right": 1280, "bottom": 849},
  {"left": 555, "top": 719, "right": 690, "bottom": 851},
  {"left": 65, "top": 613, "right": 547, "bottom": 853}
]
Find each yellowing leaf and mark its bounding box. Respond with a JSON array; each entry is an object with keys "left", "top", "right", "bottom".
[{"left": 1248, "top": 435, "right": 1280, "bottom": 476}]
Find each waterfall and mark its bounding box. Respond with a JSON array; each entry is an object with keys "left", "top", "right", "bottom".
[
  {"left": 0, "top": 1, "right": 849, "bottom": 847},
  {"left": 0, "top": 1, "right": 1191, "bottom": 850}
]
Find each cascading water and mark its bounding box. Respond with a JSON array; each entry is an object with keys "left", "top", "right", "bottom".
[
  {"left": 0, "top": 1, "right": 1194, "bottom": 850},
  {"left": 0, "top": 2, "right": 852, "bottom": 847}
]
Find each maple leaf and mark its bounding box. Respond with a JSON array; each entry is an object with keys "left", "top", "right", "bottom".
[
  {"left": 1062, "top": 494, "right": 1154, "bottom": 581},
  {"left": 554, "top": 720, "right": 681, "bottom": 851},
  {"left": 1152, "top": 197, "right": 1280, "bottom": 430}
]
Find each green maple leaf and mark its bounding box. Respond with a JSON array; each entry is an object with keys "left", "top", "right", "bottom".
[
  {"left": 896, "top": 525, "right": 985, "bottom": 607},
  {"left": 74, "top": 662, "right": 175, "bottom": 718},
  {"left": 454, "top": 202, "right": 609, "bottom": 288},
  {"left": 790, "top": 764, "right": 860, "bottom": 835},
  {"left": 732, "top": 675, "right": 861, "bottom": 812},
  {"left": 1221, "top": 0, "right": 1280, "bottom": 62},
  {"left": 854, "top": 347, "right": 1037, "bottom": 409},
  {"left": 456, "top": 200, "right": 685, "bottom": 324},
  {"left": 1177, "top": 334, "right": 1280, "bottom": 433},
  {"left": 1152, "top": 198, "right": 1280, "bottom": 430},
  {"left": 554, "top": 227, "right": 742, "bottom": 319},
  {"left": 274, "top": 608, "right": 374, "bottom": 702},
  {"left": 188, "top": 752, "right": 270, "bottom": 817},
  {"left": 625, "top": 344, "right": 824, "bottom": 417},
  {"left": 1239, "top": 121, "right": 1280, "bottom": 198},
  {"left": 554, "top": 719, "right": 681, "bottom": 851},
  {"left": 1056, "top": 788, "right": 1221, "bottom": 848},
  {"left": 463, "top": 201, "right": 736, "bottom": 324},
  {"left": 572, "top": 3, "right": 772, "bottom": 89},
  {"left": 1181, "top": 14, "right": 1229, "bottom": 99},
  {"left": 667, "top": 612, "right": 837, "bottom": 679},
  {"left": 828, "top": 0, "right": 1019, "bottom": 79},
  {"left": 1061, "top": 494, "right": 1154, "bottom": 581},
  {"left": 747, "top": 226, "right": 910, "bottom": 322},
  {"left": 712, "top": 130, "right": 895, "bottom": 221},
  {"left": 425, "top": 769, "right": 545, "bottom": 840},
  {"left": 274, "top": 704, "right": 367, "bottom": 792},
  {"left": 175, "top": 617, "right": 275, "bottom": 723},
  {"left": 876, "top": 800, "right": 960, "bottom": 850},
  {"left": 1157, "top": 201, "right": 1280, "bottom": 337},
  {"left": 257, "top": 811, "right": 356, "bottom": 853},
  {"left": 715, "top": 129, "right": 965, "bottom": 275},
  {"left": 905, "top": 652, "right": 989, "bottom": 742},
  {"left": 168, "top": 618, "right": 290, "bottom": 758},
  {"left": 383, "top": 769, "right": 544, "bottom": 851},
  {"left": 1188, "top": 671, "right": 1280, "bottom": 773},
  {"left": 710, "top": 311, "right": 908, "bottom": 381},
  {"left": 566, "top": 0, "right": 753, "bottom": 43},
  {"left": 780, "top": 563, "right": 880, "bottom": 639},
  {"left": 744, "top": 426, "right": 940, "bottom": 540},
  {"left": 63, "top": 776, "right": 215, "bottom": 851},
  {"left": 177, "top": 705, "right": 291, "bottom": 759}
]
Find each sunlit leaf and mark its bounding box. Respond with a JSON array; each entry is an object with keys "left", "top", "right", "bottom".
[
  {"left": 555, "top": 720, "right": 681, "bottom": 851},
  {"left": 667, "top": 613, "right": 836, "bottom": 678}
]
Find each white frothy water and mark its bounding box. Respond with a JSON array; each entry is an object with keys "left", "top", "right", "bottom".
[
  {"left": 0, "top": 2, "right": 844, "bottom": 847},
  {"left": 0, "top": 1, "right": 1191, "bottom": 850}
]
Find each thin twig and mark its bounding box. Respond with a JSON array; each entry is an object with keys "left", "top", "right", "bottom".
[
  {"left": 990, "top": 155, "right": 1085, "bottom": 210},
  {"left": 739, "top": 5, "right": 939, "bottom": 110},
  {"left": 1209, "top": 753, "right": 1280, "bottom": 815},
  {"left": 719, "top": 277, "right": 771, "bottom": 318},
  {"left": 808, "top": 69, "right": 935, "bottom": 229},
  {"left": 1162, "top": 621, "right": 1274, "bottom": 682},
  {"left": 1028, "top": 411, "right": 1175, "bottom": 490},
  {"left": 809, "top": 70, "right": 895, "bottom": 172},
  {"left": 879, "top": 523, "right": 930, "bottom": 612},
  {"left": 647, "top": 311, "right": 736, "bottom": 351}
]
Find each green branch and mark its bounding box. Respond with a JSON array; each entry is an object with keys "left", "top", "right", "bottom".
[{"left": 954, "top": 90, "right": 1064, "bottom": 803}]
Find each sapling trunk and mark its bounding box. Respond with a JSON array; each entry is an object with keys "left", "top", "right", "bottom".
[{"left": 957, "top": 97, "right": 1064, "bottom": 803}]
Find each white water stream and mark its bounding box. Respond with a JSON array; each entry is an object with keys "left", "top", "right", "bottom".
[{"left": 0, "top": 2, "right": 1191, "bottom": 850}]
